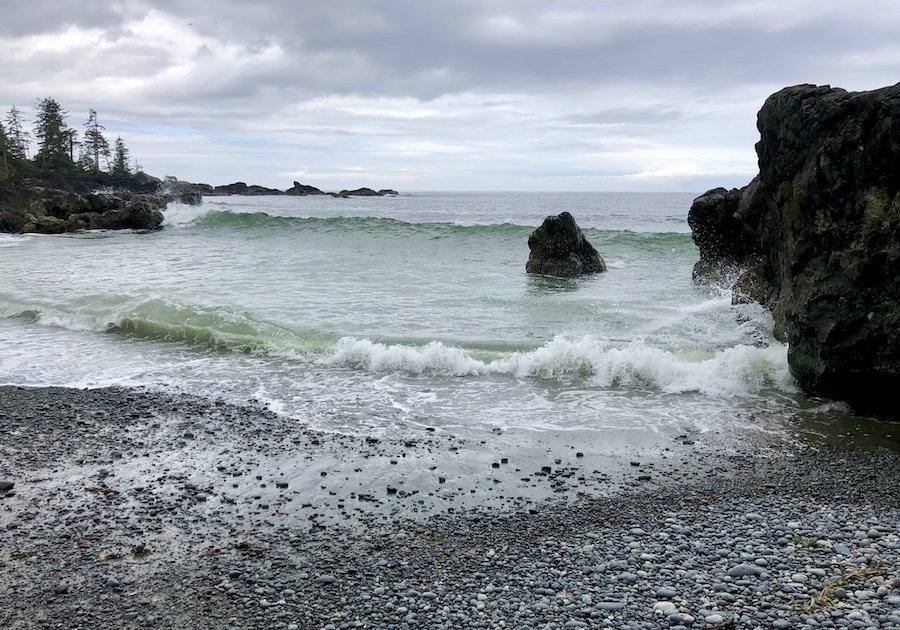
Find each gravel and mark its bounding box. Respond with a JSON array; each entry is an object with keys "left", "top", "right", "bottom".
[{"left": 1, "top": 385, "right": 899, "bottom": 629}]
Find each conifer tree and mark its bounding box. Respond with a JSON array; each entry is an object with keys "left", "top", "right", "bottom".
[
  {"left": 82, "top": 109, "right": 110, "bottom": 173},
  {"left": 111, "top": 136, "right": 131, "bottom": 175},
  {"left": 33, "top": 97, "right": 76, "bottom": 169},
  {"left": 4, "top": 106, "right": 30, "bottom": 171},
  {"left": 0, "top": 121, "right": 11, "bottom": 179}
]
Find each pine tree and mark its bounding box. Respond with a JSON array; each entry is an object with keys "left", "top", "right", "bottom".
[
  {"left": 82, "top": 109, "right": 110, "bottom": 174},
  {"left": 111, "top": 136, "right": 131, "bottom": 175},
  {"left": 4, "top": 106, "right": 30, "bottom": 171},
  {"left": 33, "top": 97, "right": 76, "bottom": 170},
  {"left": 0, "top": 121, "right": 11, "bottom": 179}
]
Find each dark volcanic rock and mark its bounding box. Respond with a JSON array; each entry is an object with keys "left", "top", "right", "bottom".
[
  {"left": 178, "top": 191, "right": 203, "bottom": 205},
  {"left": 0, "top": 173, "right": 166, "bottom": 233},
  {"left": 690, "top": 83, "right": 900, "bottom": 414},
  {"left": 525, "top": 212, "right": 606, "bottom": 278},
  {"left": 339, "top": 187, "right": 381, "bottom": 197},
  {"left": 213, "top": 182, "right": 282, "bottom": 195},
  {"left": 285, "top": 181, "right": 326, "bottom": 196},
  {"left": 688, "top": 185, "right": 750, "bottom": 282}
]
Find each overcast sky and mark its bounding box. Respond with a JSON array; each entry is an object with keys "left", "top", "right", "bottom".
[{"left": 2, "top": 0, "right": 898, "bottom": 191}]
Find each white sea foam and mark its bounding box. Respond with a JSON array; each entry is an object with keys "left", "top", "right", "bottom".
[
  {"left": 162, "top": 202, "right": 216, "bottom": 227},
  {"left": 324, "top": 335, "right": 795, "bottom": 397},
  {"left": 0, "top": 234, "right": 30, "bottom": 248}
]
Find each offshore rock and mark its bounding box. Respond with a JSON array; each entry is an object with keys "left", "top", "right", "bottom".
[
  {"left": 690, "top": 83, "right": 900, "bottom": 414},
  {"left": 285, "top": 181, "right": 326, "bottom": 196},
  {"left": 526, "top": 212, "right": 606, "bottom": 278},
  {"left": 339, "top": 187, "right": 381, "bottom": 197},
  {"left": 213, "top": 181, "right": 282, "bottom": 195}
]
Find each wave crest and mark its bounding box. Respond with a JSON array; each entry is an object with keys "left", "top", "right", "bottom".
[{"left": 325, "top": 335, "right": 793, "bottom": 397}]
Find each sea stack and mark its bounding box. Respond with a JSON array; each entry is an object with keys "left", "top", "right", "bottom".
[
  {"left": 689, "top": 83, "right": 900, "bottom": 415},
  {"left": 526, "top": 212, "right": 606, "bottom": 278}
]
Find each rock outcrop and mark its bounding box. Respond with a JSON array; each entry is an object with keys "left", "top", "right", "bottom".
[
  {"left": 526, "top": 212, "right": 606, "bottom": 278},
  {"left": 0, "top": 172, "right": 166, "bottom": 233},
  {"left": 168, "top": 179, "right": 399, "bottom": 197},
  {"left": 285, "top": 181, "right": 326, "bottom": 196},
  {"left": 691, "top": 83, "right": 900, "bottom": 414},
  {"left": 213, "top": 182, "right": 283, "bottom": 195},
  {"left": 688, "top": 186, "right": 749, "bottom": 282}
]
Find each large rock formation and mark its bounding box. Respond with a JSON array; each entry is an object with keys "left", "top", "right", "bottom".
[
  {"left": 0, "top": 172, "right": 166, "bottom": 233},
  {"left": 691, "top": 83, "right": 900, "bottom": 414},
  {"left": 526, "top": 212, "right": 606, "bottom": 278}
]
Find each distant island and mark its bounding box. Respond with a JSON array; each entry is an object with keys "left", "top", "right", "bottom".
[{"left": 165, "top": 178, "right": 399, "bottom": 199}]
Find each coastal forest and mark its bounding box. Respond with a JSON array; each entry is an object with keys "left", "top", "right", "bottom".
[{"left": 0, "top": 97, "right": 146, "bottom": 182}]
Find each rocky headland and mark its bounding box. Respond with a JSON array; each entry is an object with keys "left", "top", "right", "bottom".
[
  {"left": 0, "top": 173, "right": 401, "bottom": 234},
  {"left": 689, "top": 83, "right": 900, "bottom": 415},
  {"left": 526, "top": 211, "right": 607, "bottom": 277},
  {"left": 0, "top": 171, "right": 169, "bottom": 234}
]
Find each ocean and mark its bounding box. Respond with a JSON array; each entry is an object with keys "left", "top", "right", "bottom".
[{"left": 0, "top": 191, "right": 887, "bottom": 455}]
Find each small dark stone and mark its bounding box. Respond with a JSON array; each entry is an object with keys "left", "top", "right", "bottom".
[{"left": 0, "top": 481, "right": 13, "bottom": 493}]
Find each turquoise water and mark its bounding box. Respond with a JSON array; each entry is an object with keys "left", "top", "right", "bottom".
[{"left": 0, "top": 191, "right": 825, "bottom": 447}]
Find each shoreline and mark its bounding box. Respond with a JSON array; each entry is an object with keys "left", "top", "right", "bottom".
[{"left": 1, "top": 385, "right": 898, "bottom": 628}]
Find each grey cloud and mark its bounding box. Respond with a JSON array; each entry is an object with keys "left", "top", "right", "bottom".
[
  {"left": 86, "top": 0, "right": 897, "bottom": 100},
  {"left": 0, "top": 0, "right": 136, "bottom": 36},
  {"left": 7, "top": 1, "right": 900, "bottom": 102},
  {"left": 563, "top": 107, "right": 683, "bottom": 126}
]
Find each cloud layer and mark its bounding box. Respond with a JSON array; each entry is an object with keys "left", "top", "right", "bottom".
[{"left": 2, "top": 0, "right": 899, "bottom": 190}]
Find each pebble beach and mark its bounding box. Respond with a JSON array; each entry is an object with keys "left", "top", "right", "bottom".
[{"left": 1, "top": 385, "right": 898, "bottom": 629}]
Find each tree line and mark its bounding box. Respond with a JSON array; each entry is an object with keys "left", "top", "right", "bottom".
[{"left": 0, "top": 97, "right": 142, "bottom": 180}]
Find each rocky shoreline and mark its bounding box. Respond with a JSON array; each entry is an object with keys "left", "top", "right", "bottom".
[{"left": 1, "top": 385, "right": 898, "bottom": 629}]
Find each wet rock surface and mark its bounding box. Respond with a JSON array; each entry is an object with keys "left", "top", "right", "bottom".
[
  {"left": 1, "top": 385, "right": 899, "bottom": 629},
  {"left": 0, "top": 173, "right": 166, "bottom": 234},
  {"left": 526, "top": 212, "right": 606, "bottom": 278},
  {"left": 688, "top": 83, "right": 900, "bottom": 414}
]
